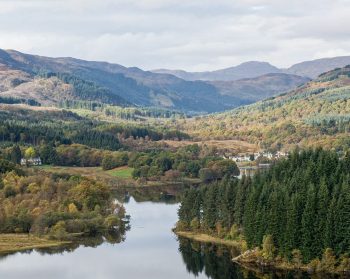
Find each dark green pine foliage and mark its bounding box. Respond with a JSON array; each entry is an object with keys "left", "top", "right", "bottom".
[
  {"left": 39, "top": 144, "right": 59, "bottom": 165},
  {"left": 202, "top": 185, "right": 219, "bottom": 230},
  {"left": 9, "top": 145, "right": 22, "bottom": 164},
  {"left": 334, "top": 179, "right": 350, "bottom": 255},
  {"left": 301, "top": 184, "right": 317, "bottom": 262},
  {"left": 178, "top": 149, "right": 350, "bottom": 262}
]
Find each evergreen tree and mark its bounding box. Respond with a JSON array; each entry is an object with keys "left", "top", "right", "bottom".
[
  {"left": 10, "top": 145, "right": 21, "bottom": 164},
  {"left": 301, "top": 184, "right": 317, "bottom": 262}
]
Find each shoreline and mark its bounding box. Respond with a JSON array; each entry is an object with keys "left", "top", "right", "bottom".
[
  {"left": 175, "top": 231, "right": 241, "bottom": 248},
  {"left": 0, "top": 234, "right": 71, "bottom": 255},
  {"left": 175, "top": 231, "right": 350, "bottom": 277}
]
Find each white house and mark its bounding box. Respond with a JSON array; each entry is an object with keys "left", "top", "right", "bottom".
[{"left": 20, "top": 157, "right": 42, "bottom": 166}]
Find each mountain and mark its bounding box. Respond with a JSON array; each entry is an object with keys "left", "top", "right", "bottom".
[
  {"left": 153, "top": 56, "right": 350, "bottom": 81},
  {"left": 181, "top": 65, "right": 350, "bottom": 151},
  {"left": 283, "top": 56, "right": 350, "bottom": 78},
  {"left": 0, "top": 49, "right": 310, "bottom": 113},
  {"left": 153, "top": 61, "right": 281, "bottom": 81},
  {"left": 0, "top": 49, "right": 241, "bottom": 113}
]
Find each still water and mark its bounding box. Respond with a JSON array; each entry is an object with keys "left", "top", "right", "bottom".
[{"left": 0, "top": 196, "right": 317, "bottom": 279}]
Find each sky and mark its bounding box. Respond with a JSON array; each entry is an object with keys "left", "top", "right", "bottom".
[{"left": 0, "top": 0, "right": 349, "bottom": 71}]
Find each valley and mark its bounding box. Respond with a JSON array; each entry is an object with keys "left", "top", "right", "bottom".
[{"left": 0, "top": 50, "right": 349, "bottom": 278}]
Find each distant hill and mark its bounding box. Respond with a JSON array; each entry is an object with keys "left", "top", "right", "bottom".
[
  {"left": 283, "top": 56, "right": 350, "bottom": 78},
  {"left": 153, "top": 56, "right": 350, "bottom": 80},
  {"left": 0, "top": 49, "right": 311, "bottom": 113},
  {"left": 153, "top": 61, "right": 281, "bottom": 81},
  {"left": 180, "top": 65, "right": 350, "bottom": 151}
]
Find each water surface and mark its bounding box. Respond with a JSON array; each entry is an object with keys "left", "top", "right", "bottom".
[{"left": 0, "top": 197, "right": 320, "bottom": 279}]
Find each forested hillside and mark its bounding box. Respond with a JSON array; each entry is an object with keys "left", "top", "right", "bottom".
[
  {"left": 180, "top": 66, "right": 350, "bottom": 151},
  {"left": 0, "top": 105, "right": 189, "bottom": 151},
  {"left": 177, "top": 149, "right": 350, "bottom": 272}
]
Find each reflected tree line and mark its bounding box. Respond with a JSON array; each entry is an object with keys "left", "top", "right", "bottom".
[
  {"left": 0, "top": 220, "right": 129, "bottom": 261},
  {"left": 177, "top": 237, "right": 341, "bottom": 279}
]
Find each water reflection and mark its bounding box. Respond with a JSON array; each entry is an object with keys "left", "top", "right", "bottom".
[
  {"left": 178, "top": 238, "right": 341, "bottom": 279},
  {"left": 179, "top": 238, "right": 245, "bottom": 279},
  {"left": 0, "top": 193, "right": 341, "bottom": 279},
  {"left": 0, "top": 229, "right": 127, "bottom": 261}
]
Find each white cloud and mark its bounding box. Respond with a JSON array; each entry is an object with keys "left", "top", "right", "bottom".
[{"left": 0, "top": 0, "right": 349, "bottom": 71}]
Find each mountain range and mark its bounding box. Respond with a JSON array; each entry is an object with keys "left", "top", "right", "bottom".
[
  {"left": 0, "top": 49, "right": 349, "bottom": 113},
  {"left": 153, "top": 56, "right": 350, "bottom": 81}
]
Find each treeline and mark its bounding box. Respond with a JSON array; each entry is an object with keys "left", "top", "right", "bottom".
[
  {"left": 102, "top": 124, "right": 189, "bottom": 141},
  {"left": 0, "top": 110, "right": 120, "bottom": 150},
  {"left": 37, "top": 71, "right": 128, "bottom": 106},
  {"left": 0, "top": 109, "right": 189, "bottom": 151},
  {"left": 0, "top": 159, "right": 125, "bottom": 239},
  {"left": 0, "top": 119, "right": 121, "bottom": 150},
  {"left": 129, "top": 145, "right": 239, "bottom": 181},
  {"left": 1, "top": 144, "right": 129, "bottom": 168},
  {"left": 177, "top": 149, "right": 350, "bottom": 269},
  {"left": 0, "top": 96, "right": 41, "bottom": 106},
  {"left": 58, "top": 100, "right": 185, "bottom": 120},
  {"left": 306, "top": 115, "right": 350, "bottom": 134}
]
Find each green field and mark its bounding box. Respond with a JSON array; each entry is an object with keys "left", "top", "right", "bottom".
[
  {"left": 107, "top": 167, "right": 134, "bottom": 179},
  {"left": 37, "top": 165, "right": 134, "bottom": 180}
]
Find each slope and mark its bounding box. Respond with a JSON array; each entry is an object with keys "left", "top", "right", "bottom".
[{"left": 180, "top": 66, "right": 350, "bottom": 151}]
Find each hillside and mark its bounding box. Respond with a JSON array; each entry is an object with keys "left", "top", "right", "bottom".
[
  {"left": 0, "top": 49, "right": 241, "bottom": 113},
  {"left": 209, "top": 73, "right": 309, "bottom": 102},
  {"left": 0, "top": 49, "right": 310, "bottom": 113},
  {"left": 179, "top": 66, "right": 350, "bottom": 151}
]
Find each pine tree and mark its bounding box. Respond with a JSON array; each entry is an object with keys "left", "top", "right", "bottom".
[
  {"left": 301, "top": 184, "right": 317, "bottom": 262},
  {"left": 10, "top": 145, "right": 21, "bottom": 164},
  {"left": 316, "top": 177, "right": 329, "bottom": 254}
]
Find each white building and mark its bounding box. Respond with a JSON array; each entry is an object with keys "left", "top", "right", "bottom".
[{"left": 20, "top": 157, "right": 42, "bottom": 166}]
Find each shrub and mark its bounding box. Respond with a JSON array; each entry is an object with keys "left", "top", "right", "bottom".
[{"left": 50, "top": 221, "right": 68, "bottom": 240}]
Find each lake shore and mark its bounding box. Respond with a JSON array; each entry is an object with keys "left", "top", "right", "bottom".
[
  {"left": 175, "top": 231, "right": 241, "bottom": 247},
  {"left": 0, "top": 234, "right": 70, "bottom": 254},
  {"left": 175, "top": 231, "right": 350, "bottom": 277}
]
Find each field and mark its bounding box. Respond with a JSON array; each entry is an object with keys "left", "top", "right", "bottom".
[
  {"left": 0, "top": 234, "right": 69, "bottom": 254},
  {"left": 37, "top": 166, "right": 136, "bottom": 188},
  {"left": 107, "top": 166, "right": 134, "bottom": 179}
]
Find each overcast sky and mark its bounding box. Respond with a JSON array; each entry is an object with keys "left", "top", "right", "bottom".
[{"left": 0, "top": 0, "right": 349, "bottom": 71}]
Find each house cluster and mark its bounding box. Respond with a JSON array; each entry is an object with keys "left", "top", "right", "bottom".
[
  {"left": 20, "top": 157, "right": 42, "bottom": 166},
  {"left": 225, "top": 151, "right": 289, "bottom": 163}
]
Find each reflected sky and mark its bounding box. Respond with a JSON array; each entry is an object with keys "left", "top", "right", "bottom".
[{"left": 0, "top": 198, "right": 209, "bottom": 279}]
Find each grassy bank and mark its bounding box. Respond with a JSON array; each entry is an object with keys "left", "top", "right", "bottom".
[
  {"left": 175, "top": 231, "right": 241, "bottom": 248},
  {"left": 0, "top": 234, "right": 70, "bottom": 254}
]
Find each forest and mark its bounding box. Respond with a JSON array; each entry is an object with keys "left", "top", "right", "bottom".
[
  {"left": 0, "top": 108, "right": 189, "bottom": 152},
  {"left": 177, "top": 149, "right": 350, "bottom": 273},
  {"left": 128, "top": 144, "right": 239, "bottom": 182},
  {"left": 0, "top": 158, "right": 125, "bottom": 239}
]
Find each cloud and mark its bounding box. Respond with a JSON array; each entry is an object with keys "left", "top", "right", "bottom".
[{"left": 0, "top": 0, "right": 349, "bottom": 71}]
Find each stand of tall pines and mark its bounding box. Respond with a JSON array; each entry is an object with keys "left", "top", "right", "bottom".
[{"left": 178, "top": 149, "right": 350, "bottom": 264}]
